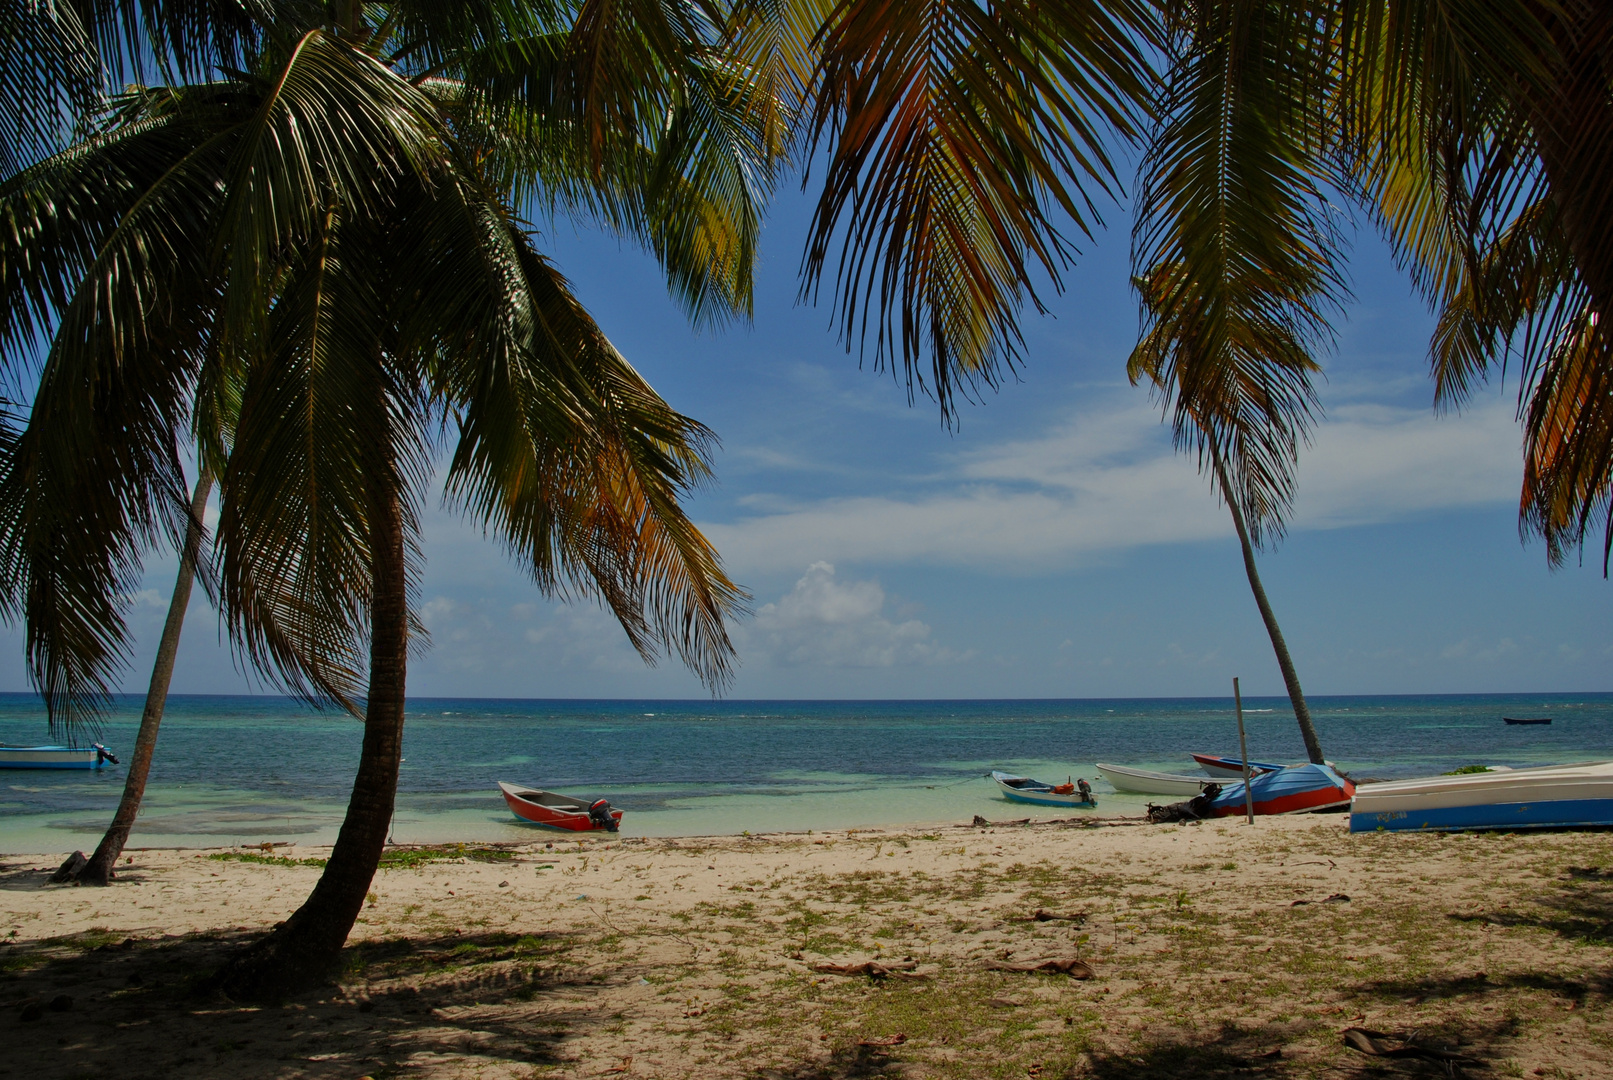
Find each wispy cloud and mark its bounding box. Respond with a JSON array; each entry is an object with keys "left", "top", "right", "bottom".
[{"left": 702, "top": 391, "right": 1521, "bottom": 575}]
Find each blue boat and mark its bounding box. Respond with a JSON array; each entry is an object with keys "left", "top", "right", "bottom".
[
  {"left": 0, "top": 744, "right": 118, "bottom": 769},
  {"left": 990, "top": 770, "right": 1097, "bottom": 808},
  {"left": 1209, "top": 763, "right": 1355, "bottom": 816},
  {"left": 1350, "top": 761, "right": 1613, "bottom": 832}
]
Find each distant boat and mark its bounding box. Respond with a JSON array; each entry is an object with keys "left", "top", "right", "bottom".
[
  {"left": 0, "top": 744, "right": 118, "bottom": 770},
  {"left": 990, "top": 770, "right": 1097, "bottom": 808},
  {"left": 498, "top": 781, "right": 622, "bottom": 832},
  {"left": 1350, "top": 760, "right": 1613, "bottom": 833},
  {"left": 1209, "top": 764, "right": 1355, "bottom": 816},
  {"left": 1191, "top": 752, "right": 1287, "bottom": 779},
  {"left": 1096, "top": 763, "right": 1215, "bottom": 797},
  {"left": 1502, "top": 717, "right": 1552, "bottom": 725}
]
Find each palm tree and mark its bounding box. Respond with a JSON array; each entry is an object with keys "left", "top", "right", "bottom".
[
  {"left": 0, "top": 0, "right": 778, "bottom": 998},
  {"left": 78, "top": 467, "right": 213, "bottom": 887},
  {"left": 1123, "top": 0, "right": 1343, "bottom": 763}
]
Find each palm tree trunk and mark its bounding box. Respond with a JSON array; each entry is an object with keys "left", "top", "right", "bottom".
[
  {"left": 213, "top": 450, "right": 408, "bottom": 1002},
  {"left": 1210, "top": 444, "right": 1324, "bottom": 764},
  {"left": 80, "top": 469, "right": 215, "bottom": 886}
]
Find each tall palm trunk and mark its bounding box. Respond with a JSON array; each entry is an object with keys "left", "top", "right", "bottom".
[
  {"left": 81, "top": 468, "right": 214, "bottom": 886},
  {"left": 214, "top": 443, "right": 408, "bottom": 1002},
  {"left": 1210, "top": 444, "right": 1324, "bottom": 764}
]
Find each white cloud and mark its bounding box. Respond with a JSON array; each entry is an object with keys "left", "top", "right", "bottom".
[
  {"left": 744, "top": 562, "right": 965, "bottom": 668},
  {"left": 702, "top": 392, "right": 1522, "bottom": 575}
]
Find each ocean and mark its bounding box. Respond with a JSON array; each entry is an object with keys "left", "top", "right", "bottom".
[{"left": 2, "top": 693, "right": 1610, "bottom": 852}]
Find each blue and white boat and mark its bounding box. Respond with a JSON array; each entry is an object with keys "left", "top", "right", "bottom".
[
  {"left": 1349, "top": 760, "right": 1613, "bottom": 833},
  {"left": 0, "top": 744, "right": 119, "bottom": 770},
  {"left": 990, "top": 770, "right": 1096, "bottom": 808},
  {"left": 1209, "top": 763, "right": 1355, "bottom": 816}
]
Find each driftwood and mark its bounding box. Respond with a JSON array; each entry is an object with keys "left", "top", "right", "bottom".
[
  {"left": 983, "top": 957, "right": 1094, "bottom": 978},
  {"left": 1146, "top": 786, "right": 1223, "bottom": 824},
  {"left": 1291, "top": 893, "right": 1351, "bottom": 906},
  {"left": 1342, "top": 1028, "right": 1476, "bottom": 1065},
  {"left": 811, "top": 960, "right": 927, "bottom": 980},
  {"left": 1011, "top": 908, "right": 1086, "bottom": 924},
  {"left": 968, "top": 815, "right": 1031, "bottom": 827},
  {"left": 49, "top": 851, "right": 87, "bottom": 883},
  {"left": 856, "top": 1034, "right": 908, "bottom": 1048}
]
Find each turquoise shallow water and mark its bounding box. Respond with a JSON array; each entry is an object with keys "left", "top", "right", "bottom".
[{"left": 2, "top": 693, "right": 1610, "bottom": 851}]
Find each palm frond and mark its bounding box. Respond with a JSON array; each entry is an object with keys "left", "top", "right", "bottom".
[
  {"left": 804, "top": 0, "right": 1157, "bottom": 419},
  {"left": 1131, "top": 0, "right": 1343, "bottom": 545}
]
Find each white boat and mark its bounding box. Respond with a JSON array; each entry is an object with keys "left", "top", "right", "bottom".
[
  {"left": 1350, "top": 760, "right": 1613, "bottom": 833},
  {"left": 0, "top": 744, "right": 118, "bottom": 770},
  {"left": 1096, "top": 763, "right": 1216, "bottom": 797}
]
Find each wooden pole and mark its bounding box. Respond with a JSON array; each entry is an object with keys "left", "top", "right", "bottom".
[{"left": 1234, "top": 677, "right": 1254, "bottom": 825}]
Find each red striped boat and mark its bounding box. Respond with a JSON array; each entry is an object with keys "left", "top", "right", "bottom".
[
  {"left": 498, "top": 781, "right": 623, "bottom": 832},
  {"left": 1209, "top": 763, "right": 1355, "bottom": 816}
]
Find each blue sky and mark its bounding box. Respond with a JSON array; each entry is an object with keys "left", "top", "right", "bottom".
[{"left": 4, "top": 179, "right": 1608, "bottom": 701}]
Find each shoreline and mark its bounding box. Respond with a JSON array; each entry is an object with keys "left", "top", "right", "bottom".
[{"left": 3, "top": 815, "right": 1610, "bottom": 1078}]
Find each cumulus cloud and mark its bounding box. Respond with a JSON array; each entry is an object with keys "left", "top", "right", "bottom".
[
  {"left": 746, "top": 562, "right": 965, "bottom": 668},
  {"left": 702, "top": 392, "right": 1522, "bottom": 575}
]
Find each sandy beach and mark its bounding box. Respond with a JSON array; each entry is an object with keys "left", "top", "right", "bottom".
[{"left": 3, "top": 814, "right": 1611, "bottom": 1079}]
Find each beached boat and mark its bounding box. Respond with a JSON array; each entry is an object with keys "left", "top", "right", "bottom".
[
  {"left": 1349, "top": 760, "right": 1613, "bottom": 833},
  {"left": 1502, "top": 717, "right": 1552, "bottom": 725},
  {"left": 0, "top": 744, "right": 118, "bottom": 770},
  {"left": 990, "top": 770, "right": 1097, "bottom": 808},
  {"left": 1095, "top": 763, "right": 1214, "bottom": 797},
  {"left": 1208, "top": 763, "right": 1355, "bottom": 816},
  {"left": 1191, "top": 752, "right": 1286, "bottom": 779},
  {"left": 498, "top": 781, "right": 623, "bottom": 832}
]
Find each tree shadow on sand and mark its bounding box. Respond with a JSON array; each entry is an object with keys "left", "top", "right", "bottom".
[
  {"left": 2, "top": 927, "right": 611, "bottom": 1079},
  {"left": 1447, "top": 866, "right": 1613, "bottom": 946}
]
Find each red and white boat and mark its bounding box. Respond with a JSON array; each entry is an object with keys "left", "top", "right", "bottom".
[{"left": 498, "top": 781, "right": 622, "bottom": 832}]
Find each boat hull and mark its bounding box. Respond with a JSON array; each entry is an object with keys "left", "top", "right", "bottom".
[
  {"left": 990, "top": 771, "right": 1096, "bottom": 808},
  {"left": 1210, "top": 764, "right": 1355, "bottom": 816},
  {"left": 1096, "top": 763, "right": 1212, "bottom": 797},
  {"left": 1191, "top": 753, "right": 1286, "bottom": 779},
  {"left": 498, "top": 782, "right": 624, "bottom": 832},
  {"left": 1350, "top": 760, "right": 1613, "bottom": 833},
  {"left": 0, "top": 745, "right": 112, "bottom": 770},
  {"left": 1502, "top": 717, "right": 1552, "bottom": 725}
]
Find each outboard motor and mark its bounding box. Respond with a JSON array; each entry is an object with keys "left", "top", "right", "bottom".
[
  {"left": 1076, "top": 778, "right": 1092, "bottom": 804},
  {"left": 588, "top": 798, "right": 619, "bottom": 832},
  {"left": 93, "top": 744, "right": 120, "bottom": 766}
]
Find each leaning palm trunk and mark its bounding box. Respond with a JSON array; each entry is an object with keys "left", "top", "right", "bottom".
[
  {"left": 214, "top": 455, "right": 409, "bottom": 1001},
  {"left": 80, "top": 468, "right": 214, "bottom": 886},
  {"left": 1210, "top": 445, "right": 1324, "bottom": 765}
]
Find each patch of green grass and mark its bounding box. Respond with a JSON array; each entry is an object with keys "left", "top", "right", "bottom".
[
  {"left": 208, "top": 851, "right": 325, "bottom": 868},
  {"left": 377, "top": 844, "right": 514, "bottom": 870},
  {"left": 1445, "top": 765, "right": 1494, "bottom": 775}
]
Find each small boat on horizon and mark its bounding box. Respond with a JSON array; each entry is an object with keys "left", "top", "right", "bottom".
[
  {"left": 990, "top": 770, "right": 1096, "bottom": 808},
  {"left": 1208, "top": 763, "right": 1355, "bottom": 816},
  {"left": 498, "top": 781, "right": 622, "bottom": 832},
  {"left": 1191, "top": 752, "right": 1287, "bottom": 779},
  {"left": 1096, "top": 763, "right": 1216, "bottom": 797},
  {"left": 0, "top": 744, "right": 118, "bottom": 770},
  {"left": 1502, "top": 717, "right": 1552, "bottom": 725},
  {"left": 1350, "top": 760, "right": 1613, "bottom": 832}
]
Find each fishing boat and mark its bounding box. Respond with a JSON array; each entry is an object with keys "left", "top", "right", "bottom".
[
  {"left": 1095, "top": 763, "right": 1216, "bottom": 797},
  {"left": 1502, "top": 717, "right": 1552, "bottom": 725},
  {"left": 1191, "top": 752, "right": 1287, "bottom": 779},
  {"left": 1209, "top": 763, "right": 1355, "bottom": 816},
  {"left": 497, "top": 781, "right": 623, "bottom": 832},
  {"left": 990, "top": 770, "right": 1097, "bottom": 808},
  {"left": 0, "top": 744, "right": 118, "bottom": 770},
  {"left": 1349, "top": 760, "right": 1613, "bottom": 833}
]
